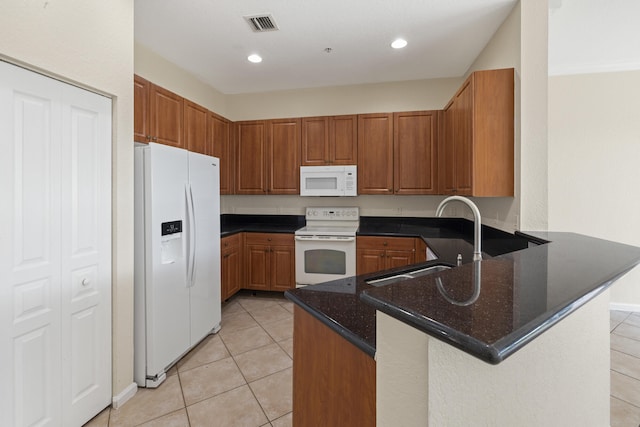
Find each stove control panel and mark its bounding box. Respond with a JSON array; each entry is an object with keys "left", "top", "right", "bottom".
[{"left": 305, "top": 207, "right": 359, "bottom": 220}]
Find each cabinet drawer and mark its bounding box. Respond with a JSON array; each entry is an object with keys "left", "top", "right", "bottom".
[
  {"left": 221, "top": 233, "right": 242, "bottom": 251},
  {"left": 245, "top": 232, "right": 294, "bottom": 246},
  {"left": 357, "top": 236, "right": 416, "bottom": 251}
]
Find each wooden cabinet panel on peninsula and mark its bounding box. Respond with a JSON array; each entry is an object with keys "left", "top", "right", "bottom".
[
  {"left": 358, "top": 112, "right": 438, "bottom": 195},
  {"left": 235, "top": 119, "right": 300, "bottom": 194},
  {"left": 293, "top": 306, "right": 375, "bottom": 427},
  {"left": 221, "top": 234, "right": 242, "bottom": 301},
  {"left": 439, "top": 68, "right": 514, "bottom": 196},
  {"left": 356, "top": 236, "right": 427, "bottom": 275},
  {"left": 134, "top": 75, "right": 184, "bottom": 148},
  {"left": 301, "top": 115, "right": 357, "bottom": 166},
  {"left": 245, "top": 233, "right": 295, "bottom": 291}
]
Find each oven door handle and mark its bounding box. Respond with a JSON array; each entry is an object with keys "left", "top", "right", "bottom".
[{"left": 294, "top": 236, "right": 356, "bottom": 242}]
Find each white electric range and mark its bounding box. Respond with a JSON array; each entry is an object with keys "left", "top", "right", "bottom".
[{"left": 294, "top": 207, "right": 359, "bottom": 287}]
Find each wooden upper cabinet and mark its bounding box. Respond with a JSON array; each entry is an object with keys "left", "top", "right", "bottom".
[
  {"left": 209, "top": 112, "right": 233, "bottom": 194},
  {"left": 302, "top": 115, "right": 357, "bottom": 166},
  {"left": 184, "top": 100, "right": 209, "bottom": 155},
  {"left": 135, "top": 75, "right": 184, "bottom": 148},
  {"left": 357, "top": 113, "right": 394, "bottom": 194},
  {"left": 235, "top": 120, "right": 267, "bottom": 194},
  {"left": 331, "top": 115, "right": 357, "bottom": 165},
  {"left": 235, "top": 118, "right": 300, "bottom": 195},
  {"left": 301, "top": 117, "right": 329, "bottom": 166},
  {"left": 393, "top": 111, "right": 439, "bottom": 195},
  {"left": 134, "top": 75, "right": 150, "bottom": 142},
  {"left": 439, "top": 68, "right": 514, "bottom": 196},
  {"left": 268, "top": 118, "right": 301, "bottom": 194}
]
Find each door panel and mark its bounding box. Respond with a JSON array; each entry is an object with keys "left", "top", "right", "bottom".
[
  {"left": 0, "top": 62, "right": 63, "bottom": 427},
  {"left": 187, "top": 152, "right": 221, "bottom": 344},
  {"left": 146, "top": 143, "right": 190, "bottom": 376},
  {"left": 60, "top": 82, "right": 112, "bottom": 426}
]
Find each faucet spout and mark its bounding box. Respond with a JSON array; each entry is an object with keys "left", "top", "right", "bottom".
[{"left": 436, "top": 196, "right": 482, "bottom": 261}]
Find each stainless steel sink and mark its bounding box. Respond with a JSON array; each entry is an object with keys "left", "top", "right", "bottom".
[{"left": 366, "top": 264, "right": 452, "bottom": 287}]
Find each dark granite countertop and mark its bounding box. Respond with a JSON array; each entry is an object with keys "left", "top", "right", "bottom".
[
  {"left": 286, "top": 220, "right": 640, "bottom": 363},
  {"left": 221, "top": 214, "right": 305, "bottom": 236}
]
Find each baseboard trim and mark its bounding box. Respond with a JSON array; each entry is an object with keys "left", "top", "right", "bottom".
[
  {"left": 610, "top": 302, "right": 640, "bottom": 313},
  {"left": 112, "top": 382, "right": 137, "bottom": 409}
]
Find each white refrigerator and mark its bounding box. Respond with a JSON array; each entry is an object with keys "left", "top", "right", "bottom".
[{"left": 134, "top": 142, "right": 221, "bottom": 388}]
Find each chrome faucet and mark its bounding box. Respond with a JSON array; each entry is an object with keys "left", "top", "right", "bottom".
[{"left": 436, "top": 196, "right": 482, "bottom": 261}]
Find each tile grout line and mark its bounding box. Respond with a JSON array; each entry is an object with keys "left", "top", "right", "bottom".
[{"left": 175, "top": 365, "right": 191, "bottom": 427}]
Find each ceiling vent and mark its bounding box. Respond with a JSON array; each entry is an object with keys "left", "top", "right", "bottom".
[{"left": 244, "top": 14, "right": 279, "bottom": 32}]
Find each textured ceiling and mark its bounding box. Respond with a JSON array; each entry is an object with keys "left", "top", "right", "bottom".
[
  {"left": 134, "top": 0, "right": 640, "bottom": 94},
  {"left": 134, "top": 0, "right": 518, "bottom": 94}
]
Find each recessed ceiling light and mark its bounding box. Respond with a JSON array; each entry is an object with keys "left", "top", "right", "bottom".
[
  {"left": 248, "top": 54, "right": 262, "bottom": 63},
  {"left": 391, "top": 38, "right": 408, "bottom": 49}
]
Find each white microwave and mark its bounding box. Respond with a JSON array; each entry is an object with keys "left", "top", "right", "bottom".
[{"left": 300, "top": 165, "right": 357, "bottom": 196}]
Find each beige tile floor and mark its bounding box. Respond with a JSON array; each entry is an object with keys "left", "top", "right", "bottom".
[
  {"left": 85, "top": 297, "right": 640, "bottom": 426},
  {"left": 86, "top": 291, "right": 293, "bottom": 427}
]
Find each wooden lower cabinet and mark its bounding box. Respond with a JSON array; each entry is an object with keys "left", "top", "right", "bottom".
[
  {"left": 293, "top": 306, "right": 375, "bottom": 427},
  {"left": 356, "top": 235, "right": 427, "bottom": 275},
  {"left": 221, "top": 234, "right": 242, "bottom": 301},
  {"left": 244, "top": 233, "right": 295, "bottom": 292}
]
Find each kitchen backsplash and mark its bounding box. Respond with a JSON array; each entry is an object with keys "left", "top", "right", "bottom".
[{"left": 221, "top": 194, "right": 518, "bottom": 232}]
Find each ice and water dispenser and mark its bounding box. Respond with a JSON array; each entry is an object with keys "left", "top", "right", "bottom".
[{"left": 160, "top": 220, "right": 183, "bottom": 264}]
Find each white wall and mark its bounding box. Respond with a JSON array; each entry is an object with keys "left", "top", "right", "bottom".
[
  {"left": 0, "top": 0, "right": 135, "bottom": 400},
  {"left": 135, "top": 43, "right": 228, "bottom": 118},
  {"left": 548, "top": 70, "right": 640, "bottom": 308}
]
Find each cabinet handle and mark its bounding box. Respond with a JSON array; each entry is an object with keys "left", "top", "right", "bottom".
[
  {"left": 267, "top": 238, "right": 272, "bottom": 241},
  {"left": 81, "top": 278, "right": 90, "bottom": 287},
  {"left": 380, "top": 254, "right": 384, "bottom": 257},
  {"left": 383, "top": 241, "right": 388, "bottom": 246}
]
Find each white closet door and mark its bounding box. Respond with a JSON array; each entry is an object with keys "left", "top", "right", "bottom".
[
  {"left": 0, "top": 61, "right": 111, "bottom": 427},
  {"left": 59, "top": 83, "right": 112, "bottom": 426},
  {"left": 0, "top": 60, "right": 63, "bottom": 427}
]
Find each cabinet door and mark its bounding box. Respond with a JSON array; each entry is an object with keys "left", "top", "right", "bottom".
[
  {"left": 149, "top": 84, "right": 184, "bottom": 148},
  {"left": 270, "top": 244, "right": 295, "bottom": 291},
  {"left": 394, "top": 111, "right": 438, "bottom": 195},
  {"left": 356, "top": 248, "right": 386, "bottom": 275},
  {"left": 210, "top": 113, "right": 233, "bottom": 194},
  {"left": 453, "top": 80, "right": 473, "bottom": 195},
  {"left": 134, "top": 75, "right": 150, "bottom": 142},
  {"left": 301, "top": 116, "right": 329, "bottom": 166},
  {"left": 330, "top": 115, "right": 357, "bottom": 165},
  {"left": 357, "top": 113, "right": 393, "bottom": 194},
  {"left": 184, "top": 100, "right": 208, "bottom": 155},
  {"left": 221, "top": 234, "right": 242, "bottom": 300},
  {"left": 385, "top": 250, "right": 415, "bottom": 270},
  {"left": 245, "top": 243, "right": 270, "bottom": 290},
  {"left": 439, "top": 104, "right": 457, "bottom": 194},
  {"left": 236, "top": 121, "right": 267, "bottom": 194},
  {"left": 268, "top": 118, "right": 301, "bottom": 194}
]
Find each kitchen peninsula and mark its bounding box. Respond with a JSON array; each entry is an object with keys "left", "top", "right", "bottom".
[{"left": 284, "top": 219, "right": 640, "bottom": 426}]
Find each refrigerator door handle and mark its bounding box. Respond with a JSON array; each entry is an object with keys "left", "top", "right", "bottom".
[{"left": 186, "top": 183, "right": 197, "bottom": 288}]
